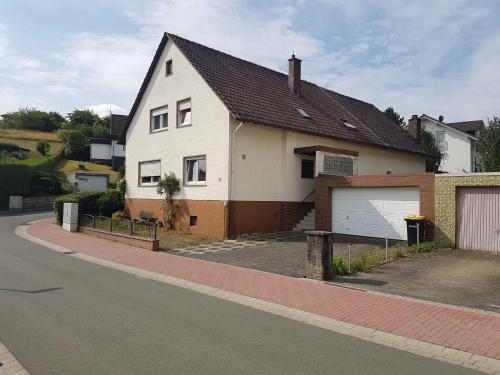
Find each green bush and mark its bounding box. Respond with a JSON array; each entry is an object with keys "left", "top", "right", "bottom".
[
  {"left": 409, "top": 241, "right": 434, "bottom": 253},
  {"left": 36, "top": 141, "right": 50, "bottom": 155},
  {"left": 31, "top": 171, "right": 63, "bottom": 195},
  {"left": 331, "top": 256, "right": 350, "bottom": 276},
  {"left": 0, "top": 142, "right": 20, "bottom": 153},
  {"left": 53, "top": 191, "right": 103, "bottom": 224},
  {"left": 97, "top": 189, "right": 124, "bottom": 217}
]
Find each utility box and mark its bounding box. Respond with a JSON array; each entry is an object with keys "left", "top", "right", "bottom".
[
  {"left": 305, "top": 231, "right": 334, "bottom": 281},
  {"left": 9, "top": 196, "right": 23, "bottom": 211},
  {"left": 63, "top": 203, "right": 79, "bottom": 232}
]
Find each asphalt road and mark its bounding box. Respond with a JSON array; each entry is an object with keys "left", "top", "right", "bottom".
[{"left": 0, "top": 212, "right": 480, "bottom": 375}]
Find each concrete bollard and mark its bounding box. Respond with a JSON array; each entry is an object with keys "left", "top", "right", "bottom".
[
  {"left": 305, "top": 231, "right": 334, "bottom": 281},
  {"left": 8, "top": 196, "right": 23, "bottom": 211},
  {"left": 62, "top": 203, "right": 79, "bottom": 232}
]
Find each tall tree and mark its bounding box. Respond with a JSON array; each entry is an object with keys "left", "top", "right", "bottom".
[
  {"left": 421, "top": 130, "right": 442, "bottom": 172},
  {"left": 479, "top": 116, "right": 500, "bottom": 172},
  {"left": 66, "top": 109, "right": 100, "bottom": 128},
  {"left": 384, "top": 107, "right": 405, "bottom": 127},
  {"left": 0, "top": 107, "right": 65, "bottom": 132}
]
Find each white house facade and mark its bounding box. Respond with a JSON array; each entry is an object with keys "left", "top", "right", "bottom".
[{"left": 119, "top": 33, "right": 430, "bottom": 239}]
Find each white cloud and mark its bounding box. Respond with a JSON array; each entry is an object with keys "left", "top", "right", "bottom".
[{"left": 85, "top": 103, "right": 128, "bottom": 117}]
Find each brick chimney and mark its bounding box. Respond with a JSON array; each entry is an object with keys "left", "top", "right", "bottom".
[
  {"left": 288, "top": 54, "right": 301, "bottom": 95},
  {"left": 408, "top": 114, "right": 422, "bottom": 143}
]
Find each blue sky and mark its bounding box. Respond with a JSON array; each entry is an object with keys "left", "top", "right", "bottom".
[{"left": 1, "top": 0, "right": 499, "bottom": 122}]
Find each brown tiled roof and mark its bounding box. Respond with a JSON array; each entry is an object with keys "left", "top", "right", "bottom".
[
  {"left": 119, "top": 33, "right": 431, "bottom": 156},
  {"left": 110, "top": 114, "right": 128, "bottom": 137},
  {"left": 446, "top": 120, "right": 484, "bottom": 133}
]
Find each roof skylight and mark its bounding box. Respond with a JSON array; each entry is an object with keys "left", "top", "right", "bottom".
[
  {"left": 296, "top": 108, "right": 310, "bottom": 118},
  {"left": 340, "top": 119, "right": 356, "bottom": 129}
]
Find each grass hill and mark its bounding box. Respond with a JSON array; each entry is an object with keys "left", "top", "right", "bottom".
[{"left": 0, "top": 128, "right": 62, "bottom": 157}]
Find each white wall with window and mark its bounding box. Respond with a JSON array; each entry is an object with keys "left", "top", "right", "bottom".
[
  {"left": 421, "top": 119, "right": 473, "bottom": 173},
  {"left": 139, "top": 160, "right": 161, "bottom": 186},
  {"left": 125, "top": 39, "right": 230, "bottom": 201}
]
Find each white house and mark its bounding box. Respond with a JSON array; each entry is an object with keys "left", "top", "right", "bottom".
[
  {"left": 118, "top": 33, "right": 432, "bottom": 239},
  {"left": 408, "top": 114, "right": 483, "bottom": 173},
  {"left": 90, "top": 114, "right": 127, "bottom": 170}
]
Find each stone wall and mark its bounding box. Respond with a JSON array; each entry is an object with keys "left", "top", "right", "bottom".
[
  {"left": 434, "top": 173, "right": 500, "bottom": 247},
  {"left": 22, "top": 195, "right": 58, "bottom": 210},
  {"left": 79, "top": 227, "right": 159, "bottom": 251}
]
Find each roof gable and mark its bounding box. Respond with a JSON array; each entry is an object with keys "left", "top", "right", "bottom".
[
  {"left": 119, "top": 33, "right": 430, "bottom": 156},
  {"left": 420, "top": 115, "right": 478, "bottom": 140}
]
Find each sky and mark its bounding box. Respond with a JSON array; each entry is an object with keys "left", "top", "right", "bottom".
[{"left": 0, "top": 0, "right": 499, "bottom": 122}]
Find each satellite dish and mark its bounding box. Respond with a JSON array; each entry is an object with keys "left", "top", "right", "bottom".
[{"left": 438, "top": 115, "right": 444, "bottom": 122}]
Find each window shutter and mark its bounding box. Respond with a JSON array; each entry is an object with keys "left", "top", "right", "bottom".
[
  {"left": 179, "top": 101, "right": 191, "bottom": 111},
  {"left": 140, "top": 161, "right": 160, "bottom": 177}
]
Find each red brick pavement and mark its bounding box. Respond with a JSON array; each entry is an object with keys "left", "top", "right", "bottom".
[{"left": 26, "top": 218, "right": 500, "bottom": 360}]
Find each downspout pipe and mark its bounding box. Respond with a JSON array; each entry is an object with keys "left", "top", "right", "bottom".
[{"left": 228, "top": 122, "right": 245, "bottom": 238}]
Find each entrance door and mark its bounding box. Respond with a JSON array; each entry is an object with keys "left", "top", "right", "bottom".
[{"left": 457, "top": 187, "right": 500, "bottom": 252}]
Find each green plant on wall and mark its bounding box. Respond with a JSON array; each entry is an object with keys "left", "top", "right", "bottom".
[{"left": 156, "top": 172, "right": 181, "bottom": 229}]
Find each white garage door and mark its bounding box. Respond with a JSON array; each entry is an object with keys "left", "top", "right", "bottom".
[
  {"left": 77, "top": 176, "right": 108, "bottom": 192},
  {"left": 332, "top": 187, "right": 420, "bottom": 240}
]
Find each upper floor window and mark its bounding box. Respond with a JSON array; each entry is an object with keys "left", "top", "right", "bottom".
[
  {"left": 184, "top": 155, "right": 206, "bottom": 185},
  {"left": 151, "top": 106, "right": 168, "bottom": 132},
  {"left": 323, "top": 155, "right": 353, "bottom": 176},
  {"left": 436, "top": 131, "right": 447, "bottom": 151},
  {"left": 139, "top": 160, "right": 161, "bottom": 186},
  {"left": 166, "top": 60, "right": 173, "bottom": 76},
  {"left": 177, "top": 99, "right": 192, "bottom": 127}
]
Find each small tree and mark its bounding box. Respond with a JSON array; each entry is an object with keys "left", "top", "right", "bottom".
[
  {"left": 36, "top": 141, "right": 51, "bottom": 155},
  {"left": 384, "top": 107, "right": 405, "bottom": 127},
  {"left": 59, "top": 129, "right": 88, "bottom": 159},
  {"left": 421, "top": 129, "right": 442, "bottom": 172},
  {"left": 479, "top": 116, "right": 500, "bottom": 172},
  {"left": 156, "top": 172, "right": 181, "bottom": 229}
]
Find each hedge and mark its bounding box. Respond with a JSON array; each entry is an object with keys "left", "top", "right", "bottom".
[
  {"left": 0, "top": 155, "right": 60, "bottom": 209},
  {"left": 53, "top": 191, "right": 103, "bottom": 224},
  {"left": 53, "top": 189, "right": 125, "bottom": 224}
]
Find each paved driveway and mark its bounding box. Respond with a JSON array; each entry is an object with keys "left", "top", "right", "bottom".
[
  {"left": 335, "top": 250, "right": 500, "bottom": 313},
  {"left": 185, "top": 233, "right": 401, "bottom": 277}
]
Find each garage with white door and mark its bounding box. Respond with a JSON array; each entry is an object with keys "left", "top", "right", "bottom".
[{"left": 332, "top": 187, "right": 420, "bottom": 240}]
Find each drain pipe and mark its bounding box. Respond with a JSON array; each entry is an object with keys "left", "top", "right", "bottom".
[{"left": 228, "top": 122, "right": 245, "bottom": 238}]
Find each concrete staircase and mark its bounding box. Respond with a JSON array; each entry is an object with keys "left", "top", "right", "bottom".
[{"left": 293, "top": 208, "right": 315, "bottom": 231}]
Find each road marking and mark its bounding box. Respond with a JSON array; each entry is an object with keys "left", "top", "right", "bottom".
[{"left": 16, "top": 223, "right": 500, "bottom": 374}]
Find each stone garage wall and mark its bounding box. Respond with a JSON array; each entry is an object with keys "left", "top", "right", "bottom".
[{"left": 434, "top": 173, "right": 500, "bottom": 247}]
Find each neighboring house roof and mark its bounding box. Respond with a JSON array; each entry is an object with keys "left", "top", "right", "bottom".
[
  {"left": 446, "top": 120, "right": 484, "bottom": 133},
  {"left": 420, "top": 114, "right": 478, "bottom": 140},
  {"left": 110, "top": 114, "right": 128, "bottom": 137},
  {"left": 119, "top": 33, "right": 431, "bottom": 156}
]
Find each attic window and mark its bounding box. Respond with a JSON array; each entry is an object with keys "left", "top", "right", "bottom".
[
  {"left": 340, "top": 119, "right": 356, "bottom": 129},
  {"left": 296, "top": 108, "right": 310, "bottom": 118}
]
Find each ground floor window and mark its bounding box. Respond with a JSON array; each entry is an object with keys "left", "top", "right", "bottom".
[
  {"left": 301, "top": 159, "right": 315, "bottom": 178},
  {"left": 139, "top": 160, "right": 161, "bottom": 186},
  {"left": 184, "top": 156, "right": 206, "bottom": 185}
]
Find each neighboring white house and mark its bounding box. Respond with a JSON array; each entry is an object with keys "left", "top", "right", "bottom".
[
  {"left": 118, "top": 33, "right": 431, "bottom": 239},
  {"left": 68, "top": 172, "right": 109, "bottom": 192},
  {"left": 408, "top": 114, "right": 483, "bottom": 173},
  {"left": 90, "top": 114, "right": 127, "bottom": 170}
]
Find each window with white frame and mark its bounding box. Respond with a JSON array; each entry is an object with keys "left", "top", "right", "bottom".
[
  {"left": 177, "top": 99, "right": 192, "bottom": 127},
  {"left": 323, "top": 155, "right": 354, "bottom": 176},
  {"left": 184, "top": 156, "right": 206, "bottom": 185},
  {"left": 139, "top": 160, "right": 161, "bottom": 186},
  {"left": 436, "top": 131, "right": 447, "bottom": 151},
  {"left": 151, "top": 106, "right": 168, "bottom": 132}
]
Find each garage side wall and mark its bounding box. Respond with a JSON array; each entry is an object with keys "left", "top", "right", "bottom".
[
  {"left": 435, "top": 173, "right": 500, "bottom": 247},
  {"left": 315, "top": 173, "right": 435, "bottom": 241}
]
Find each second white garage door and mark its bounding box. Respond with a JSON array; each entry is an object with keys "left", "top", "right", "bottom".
[{"left": 332, "top": 187, "right": 420, "bottom": 240}]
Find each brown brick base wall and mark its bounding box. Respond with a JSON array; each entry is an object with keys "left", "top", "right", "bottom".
[
  {"left": 315, "top": 173, "right": 435, "bottom": 241},
  {"left": 126, "top": 198, "right": 314, "bottom": 239},
  {"left": 126, "top": 198, "right": 227, "bottom": 239}
]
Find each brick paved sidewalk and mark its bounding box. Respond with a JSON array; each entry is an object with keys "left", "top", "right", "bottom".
[{"left": 25, "top": 218, "right": 500, "bottom": 362}]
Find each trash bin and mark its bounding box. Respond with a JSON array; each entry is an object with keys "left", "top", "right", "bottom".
[{"left": 404, "top": 215, "right": 426, "bottom": 246}]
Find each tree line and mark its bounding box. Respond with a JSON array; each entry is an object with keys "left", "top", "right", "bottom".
[{"left": 0, "top": 107, "right": 113, "bottom": 160}]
